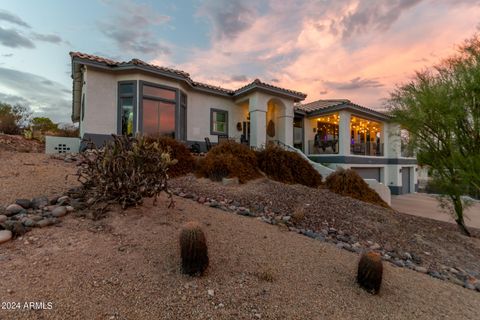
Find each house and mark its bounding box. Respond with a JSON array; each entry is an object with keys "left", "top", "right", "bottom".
[
  {"left": 69, "top": 52, "right": 306, "bottom": 151},
  {"left": 68, "top": 52, "right": 416, "bottom": 195},
  {"left": 294, "top": 100, "right": 417, "bottom": 194}
]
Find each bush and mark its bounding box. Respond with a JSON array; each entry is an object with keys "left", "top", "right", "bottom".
[
  {"left": 145, "top": 136, "right": 195, "bottom": 177},
  {"left": 256, "top": 144, "right": 322, "bottom": 187},
  {"left": 198, "top": 141, "right": 260, "bottom": 183},
  {"left": 76, "top": 135, "right": 176, "bottom": 212},
  {"left": 325, "top": 168, "right": 389, "bottom": 208},
  {"left": 0, "top": 103, "right": 31, "bottom": 135},
  {"left": 357, "top": 251, "right": 383, "bottom": 294},
  {"left": 179, "top": 221, "right": 209, "bottom": 276}
]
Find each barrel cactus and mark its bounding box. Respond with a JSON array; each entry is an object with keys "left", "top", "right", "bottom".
[
  {"left": 357, "top": 251, "right": 383, "bottom": 294},
  {"left": 179, "top": 221, "right": 209, "bottom": 276}
]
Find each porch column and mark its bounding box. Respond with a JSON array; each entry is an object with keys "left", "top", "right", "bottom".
[
  {"left": 277, "top": 115, "right": 293, "bottom": 145},
  {"left": 338, "top": 110, "right": 351, "bottom": 155},
  {"left": 249, "top": 110, "right": 266, "bottom": 148}
]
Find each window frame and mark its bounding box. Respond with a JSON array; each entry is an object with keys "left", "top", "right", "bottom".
[
  {"left": 117, "top": 80, "right": 137, "bottom": 135},
  {"left": 210, "top": 108, "right": 228, "bottom": 135},
  {"left": 138, "top": 81, "right": 188, "bottom": 140}
]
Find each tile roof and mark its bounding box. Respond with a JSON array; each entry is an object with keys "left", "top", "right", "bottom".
[
  {"left": 295, "top": 99, "right": 350, "bottom": 113},
  {"left": 70, "top": 52, "right": 306, "bottom": 100},
  {"left": 295, "top": 99, "right": 390, "bottom": 119}
]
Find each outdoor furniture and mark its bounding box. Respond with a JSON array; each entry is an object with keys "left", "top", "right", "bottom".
[
  {"left": 217, "top": 135, "right": 229, "bottom": 144},
  {"left": 204, "top": 137, "right": 212, "bottom": 151}
]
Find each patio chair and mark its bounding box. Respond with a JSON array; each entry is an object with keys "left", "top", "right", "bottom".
[{"left": 204, "top": 137, "right": 212, "bottom": 151}]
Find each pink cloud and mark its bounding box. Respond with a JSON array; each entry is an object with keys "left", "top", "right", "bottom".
[{"left": 152, "top": 0, "right": 480, "bottom": 109}]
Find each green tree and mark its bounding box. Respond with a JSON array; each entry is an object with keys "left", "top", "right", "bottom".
[
  {"left": 0, "top": 102, "right": 31, "bottom": 134},
  {"left": 388, "top": 35, "right": 480, "bottom": 236},
  {"left": 32, "top": 116, "right": 58, "bottom": 132}
]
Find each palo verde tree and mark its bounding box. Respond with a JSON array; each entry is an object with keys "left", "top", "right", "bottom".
[{"left": 387, "top": 35, "right": 480, "bottom": 237}]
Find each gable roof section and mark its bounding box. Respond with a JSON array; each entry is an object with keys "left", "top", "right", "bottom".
[
  {"left": 70, "top": 52, "right": 306, "bottom": 100},
  {"left": 295, "top": 99, "right": 391, "bottom": 121}
]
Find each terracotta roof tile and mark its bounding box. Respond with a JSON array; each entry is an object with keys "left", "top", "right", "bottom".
[
  {"left": 295, "top": 99, "right": 350, "bottom": 113},
  {"left": 70, "top": 52, "right": 306, "bottom": 99}
]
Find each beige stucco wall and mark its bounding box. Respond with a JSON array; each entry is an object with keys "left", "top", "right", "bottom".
[{"left": 81, "top": 67, "right": 295, "bottom": 146}]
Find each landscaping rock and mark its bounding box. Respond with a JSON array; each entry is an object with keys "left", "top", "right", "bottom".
[
  {"left": 31, "top": 196, "right": 49, "bottom": 209},
  {"left": 0, "top": 230, "right": 12, "bottom": 244},
  {"left": 0, "top": 215, "right": 7, "bottom": 223},
  {"left": 57, "top": 196, "right": 70, "bottom": 205},
  {"left": 36, "top": 219, "right": 53, "bottom": 228},
  {"left": 29, "top": 215, "right": 43, "bottom": 221},
  {"left": 414, "top": 266, "right": 428, "bottom": 273},
  {"left": 370, "top": 243, "right": 381, "bottom": 250},
  {"left": 222, "top": 177, "right": 239, "bottom": 186},
  {"left": 393, "top": 259, "right": 405, "bottom": 268},
  {"left": 52, "top": 206, "right": 67, "bottom": 217},
  {"left": 23, "top": 219, "right": 36, "bottom": 228},
  {"left": 11, "top": 221, "right": 26, "bottom": 237},
  {"left": 65, "top": 206, "right": 74, "bottom": 212},
  {"left": 5, "top": 204, "right": 23, "bottom": 216},
  {"left": 15, "top": 199, "right": 31, "bottom": 209}
]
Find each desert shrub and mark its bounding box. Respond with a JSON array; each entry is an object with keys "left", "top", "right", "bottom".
[
  {"left": 256, "top": 144, "right": 322, "bottom": 187},
  {"left": 291, "top": 207, "right": 306, "bottom": 224},
  {"left": 198, "top": 141, "right": 260, "bottom": 183},
  {"left": 179, "top": 221, "right": 209, "bottom": 276},
  {"left": 325, "top": 168, "right": 389, "bottom": 208},
  {"left": 145, "top": 136, "right": 195, "bottom": 177},
  {"left": 0, "top": 103, "right": 31, "bottom": 135},
  {"left": 75, "top": 135, "right": 176, "bottom": 212},
  {"left": 357, "top": 251, "right": 383, "bottom": 294}
]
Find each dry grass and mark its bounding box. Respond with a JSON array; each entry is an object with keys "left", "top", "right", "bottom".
[{"left": 325, "top": 168, "right": 389, "bottom": 208}]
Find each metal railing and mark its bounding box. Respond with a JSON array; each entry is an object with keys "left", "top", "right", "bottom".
[
  {"left": 308, "top": 140, "right": 339, "bottom": 155},
  {"left": 350, "top": 142, "right": 383, "bottom": 156}
]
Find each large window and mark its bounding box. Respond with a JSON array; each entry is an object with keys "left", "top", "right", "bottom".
[
  {"left": 210, "top": 109, "right": 228, "bottom": 135},
  {"left": 118, "top": 81, "right": 136, "bottom": 136},
  {"left": 140, "top": 82, "right": 187, "bottom": 139}
]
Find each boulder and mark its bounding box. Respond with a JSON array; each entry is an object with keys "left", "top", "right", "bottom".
[
  {"left": 0, "top": 215, "right": 7, "bottom": 223},
  {"left": 5, "top": 204, "right": 23, "bottom": 216},
  {"left": 52, "top": 206, "right": 67, "bottom": 217},
  {"left": 0, "top": 230, "right": 12, "bottom": 244},
  {"left": 31, "top": 196, "right": 49, "bottom": 209},
  {"left": 15, "top": 199, "right": 32, "bottom": 209}
]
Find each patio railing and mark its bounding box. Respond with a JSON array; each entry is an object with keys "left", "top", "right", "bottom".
[
  {"left": 308, "top": 140, "right": 339, "bottom": 155},
  {"left": 350, "top": 142, "right": 383, "bottom": 156}
]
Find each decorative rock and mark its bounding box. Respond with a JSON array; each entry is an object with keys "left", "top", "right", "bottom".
[
  {"left": 36, "top": 219, "right": 53, "bottom": 228},
  {"left": 52, "top": 206, "right": 67, "bottom": 217},
  {"left": 23, "top": 219, "right": 36, "bottom": 228},
  {"left": 5, "top": 204, "right": 23, "bottom": 216},
  {"left": 207, "top": 289, "right": 215, "bottom": 297},
  {"left": 0, "top": 230, "right": 12, "bottom": 244},
  {"left": 32, "top": 196, "right": 49, "bottom": 209},
  {"left": 29, "top": 215, "right": 43, "bottom": 221},
  {"left": 282, "top": 216, "right": 291, "bottom": 222},
  {"left": 57, "top": 196, "right": 70, "bottom": 205},
  {"left": 370, "top": 243, "right": 381, "bottom": 250},
  {"left": 0, "top": 215, "right": 7, "bottom": 223},
  {"left": 414, "top": 266, "right": 428, "bottom": 273},
  {"left": 11, "top": 221, "right": 26, "bottom": 236},
  {"left": 198, "top": 197, "right": 206, "bottom": 204},
  {"left": 464, "top": 282, "right": 475, "bottom": 290},
  {"left": 15, "top": 199, "right": 31, "bottom": 209},
  {"left": 393, "top": 259, "right": 405, "bottom": 268},
  {"left": 222, "top": 177, "right": 239, "bottom": 186},
  {"left": 65, "top": 206, "right": 74, "bottom": 212}
]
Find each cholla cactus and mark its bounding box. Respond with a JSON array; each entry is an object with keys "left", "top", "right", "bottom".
[
  {"left": 179, "top": 221, "right": 209, "bottom": 276},
  {"left": 357, "top": 251, "right": 383, "bottom": 294}
]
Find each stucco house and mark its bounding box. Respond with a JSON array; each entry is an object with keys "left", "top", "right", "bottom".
[
  {"left": 294, "top": 100, "right": 417, "bottom": 194},
  {"left": 68, "top": 52, "right": 416, "bottom": 195},
  {"left": 70, "top": 52, "right": 306, "bottom": 151}
]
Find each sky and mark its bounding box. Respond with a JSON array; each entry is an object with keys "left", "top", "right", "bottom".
[{"left": 0, "top": 0, "right": 479, "bottom": 123}]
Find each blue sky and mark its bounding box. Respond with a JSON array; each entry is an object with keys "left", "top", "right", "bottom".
[{"left": 0, "top": 0, "right": 479, "bottom": 123}]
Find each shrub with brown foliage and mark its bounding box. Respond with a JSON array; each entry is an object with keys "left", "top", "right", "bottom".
[
  {"left": 179, "top": 221, "right": 209, "bottom": 276},
  {"left": 76, "top": 135, "right": 176, "bottom": 212},
  {"left": 256, "top": 144, "right": 322, "bottom": 187},
  {"left": 357, "top": 251, "right": 383, "bottom": 294},
  {"left": 145, "top": 136, "right": 195, "bottom": 177},
  {"left": 325, "top": 168, "right": 389, "bottom": 208},
  {"left": 198, "top": 141, "right": 260, "bottom": 183}
]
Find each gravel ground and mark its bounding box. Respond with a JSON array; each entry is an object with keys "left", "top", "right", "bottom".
[
  {"left": 0, "top": 195, "right": 478, "bottom": 319},
  {"left": 0, "top": 151, "right": 78, "bottom": 206},
  {"left": 171, "top": 176, "right": 480, "bottom": 281}
]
